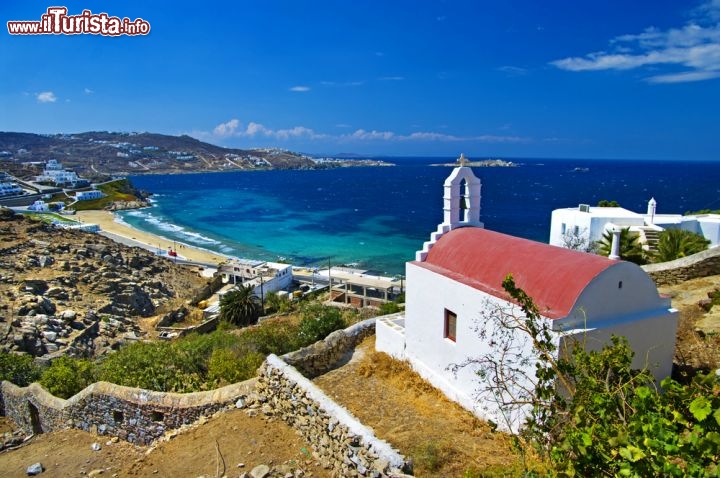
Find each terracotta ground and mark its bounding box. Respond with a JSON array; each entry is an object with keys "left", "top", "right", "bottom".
[{"left": 0, "top": 410, "right": 330, "bottom": 478}]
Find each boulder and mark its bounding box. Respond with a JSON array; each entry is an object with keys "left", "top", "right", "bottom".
[
  {"left": 26, "top": 462, "right": 44, "bottom": 475},
  {"left": 20, "top": 279, "right": 48, "bottom": 295},
  {"left": 250, "top": 464, "right": 270, "bottom": 478}
]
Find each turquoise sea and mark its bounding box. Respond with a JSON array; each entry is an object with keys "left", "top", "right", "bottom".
[{"left": 117, "top": 158, "right": 720, "bottom": 276}]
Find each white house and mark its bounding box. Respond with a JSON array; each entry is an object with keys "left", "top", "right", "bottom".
[
  {"left": 27, "top": 200, "right": 50, "bottom": 212},
  {"left": 75, "top": 190, "right": 105, "bottom": 201},
  {"left": 376, "top": 157, "right": 678, "bottom": 432},
  {"left": 550, "top": 200, "right": 720, "bottom": 251},
  {"left": 218, "top": 258, "right": 293, "bottom": 300}
]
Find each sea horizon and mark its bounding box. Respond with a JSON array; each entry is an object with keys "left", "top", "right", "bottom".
[{"left": 116, "top": 157, "right": 720, "bottom": 276}]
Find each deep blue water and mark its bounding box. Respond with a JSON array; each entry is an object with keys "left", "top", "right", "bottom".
[{"left": 118, "top": 158, "right": 720, "bottom": 276}]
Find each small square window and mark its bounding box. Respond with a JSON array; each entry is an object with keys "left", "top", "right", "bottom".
[
  {"left": 444, "top": 309, "right": 457, "bottom": 342},
  {"left": 151, "top": 411, "right": 164, "bottom": 422},
  {"left": 113, "top": 410, "right": 124, "bottom": 423}
]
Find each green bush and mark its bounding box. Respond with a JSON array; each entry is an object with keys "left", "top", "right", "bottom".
[
  {"left": 0, "top": 353, "right": 41, "bottom": 386},
  {"left": 40, "top": 356, "right": 96, "bottom": 399},
  {"left": 207, "top": 348, "right": 265, "bottom": 385},
  {"left": 98, "top": 341, "right": 203, "bottom": 392},
  {"left": 297, "top": 304, "right": 345, "bottom": 345},
  {"left": 379, "top": 302, "right": 401, "bottom": 314}
]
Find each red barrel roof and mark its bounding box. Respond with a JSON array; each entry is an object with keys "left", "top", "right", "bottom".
[{"left": 413, "top": 227, "right": 617, "bottom": 319}]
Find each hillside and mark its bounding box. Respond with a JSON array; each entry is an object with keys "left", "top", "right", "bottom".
[
  {"left": 0, "top": 131, "right": 318, "bottom": 180},
  {"left": 0, "top": 208, "right": 209, "bottom": 359}
]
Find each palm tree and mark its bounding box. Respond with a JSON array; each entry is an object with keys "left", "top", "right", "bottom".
[
  {"left": 653, "top": 229, "right": 710, "bottom": 263},
  {"left": 594, "top": 227, "right": 646, "bottom": 265},
  {"left": 219, "top": 284, "right": 261, "bottom": 326}
]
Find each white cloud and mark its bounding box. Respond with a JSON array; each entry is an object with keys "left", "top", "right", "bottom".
[
  {"left": 378, "top": 76, "right": 405, "bottom": 81},
  {"left": 213, "top": 118, "right": 240, "bottom": 137},
  {"left": 211, "top": 120, "right": 528, "bottom": 144},
  {"left": 289, "top": 86, "right": 310, "bottom": 92},
  {"left": 83, "top": 88, "right": 94, "bottom": 95},
  {"left": 497, "top": 66, "right": 527, "bottom": 76},
  {"left": 551, "top": 1, "right": 720, "bottom": 83},
  {"left": 647, "top": 70, "right": 720, "bottom": 83},
  {"left": 341, "top": 129, "right": 528, "bottom": 143},
  {"left": 36, "top": 91, "right": 57, "bottom": 103},
  {"left": 320, "top": 80, "right": 364, "bottom": 87},
  {"left": 212, "top": 119, "right": 326, "bottom": 140}
]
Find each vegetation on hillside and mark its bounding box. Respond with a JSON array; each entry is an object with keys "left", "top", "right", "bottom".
[
  {"left": 654, "top": 229, "right": 711, "bottom": 262},
  {"left": 0, "top": 303, "right": 353, "bottom": 397},
  {"left": 597, "top": 199, "right": 620, "bottom": 207},
  {"left": 594, "top": 227, "right": 646, "bottom": 264},
  {"left": 462, "top": 275, "right": 720, "bottom": 476},
  {"left": 219, "top": 285, "right": 262, "bottom": 326},
  {"left": 69, "top": 178, "right": 145, "bottom": 211}
]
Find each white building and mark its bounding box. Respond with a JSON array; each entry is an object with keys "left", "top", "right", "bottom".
[
  {"left": 219, "top": 258, "right": 293, "bottom": 300},
  {"left": 35, "top": 159, "right": 87, "bottom": 187},
  {"left": 75, "top": 190, "right": 105, "bottom": 201},
  {"left": 0, "top": 182, "right": 24, "bottom": 197},
  {"left": 550, "top": 200, "right": 720, "bottom": 251},
  {"left": 27, "top": 200, "right": 50, "bottom": 212},
  {"left": 376, "top": 158, "right": 678, "bottom": 432}
]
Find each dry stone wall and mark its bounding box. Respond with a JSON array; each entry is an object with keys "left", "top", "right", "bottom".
[
  {"left": 2, "top": 318, "right": 413, "bottom": 476},
  {"left": 255, "top": 318, "right": 413, "bottom": 477},
  {"left": 643, "top": 247, "right": 720, "bottom": 286},
  {"left": 1, "top": 379, "right": 255, "bottom": 445},
  {"left": 282, "top": 318, "right": 376, "bottom": 378},
  {"left": 257, "top": 355, "right": 411, "bottom": 477}
]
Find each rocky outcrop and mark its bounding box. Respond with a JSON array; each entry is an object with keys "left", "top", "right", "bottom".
[{"left": 0, "top": 214, "right": 208, "bottom": 358}]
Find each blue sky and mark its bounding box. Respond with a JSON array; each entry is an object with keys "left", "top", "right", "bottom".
[{"left": 2, "top": 1, "right": 719, "bottom": 160}]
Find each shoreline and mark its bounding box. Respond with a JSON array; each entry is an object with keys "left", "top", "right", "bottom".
[{"left": 75, "top": 210, "right": 230, "bottom": 266}]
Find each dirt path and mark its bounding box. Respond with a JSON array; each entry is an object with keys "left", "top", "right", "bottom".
[{"left": 0, "top": 410, "right": 330, "bottom": 478}]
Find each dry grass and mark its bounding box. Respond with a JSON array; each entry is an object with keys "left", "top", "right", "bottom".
[{"left": 314, "top": 337, "right": 532, "bottom": 477}]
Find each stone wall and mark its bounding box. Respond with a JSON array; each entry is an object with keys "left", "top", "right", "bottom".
[
  {"left": 282, "top": 318, "right": 376, "bottom": 378},
  {"left": 1, "top": 379, "right": 255, "bottom": 445},
  {"left": 642, "top": 247, "right": 720, "bottom": 286},
  {"left": 257, "top": 355, "right": 411, "bottom": 477},
  {"left": 2, "top": 318, "right": 413, "bottom": 476}
]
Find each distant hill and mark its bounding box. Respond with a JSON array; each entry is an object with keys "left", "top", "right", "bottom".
[{"left": 0, "top": 131, "right": 318, "bottom": 179}]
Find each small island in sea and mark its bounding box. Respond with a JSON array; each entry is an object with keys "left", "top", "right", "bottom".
[{"left": 430, "top": 158, "right": 517, "bottom": 167}]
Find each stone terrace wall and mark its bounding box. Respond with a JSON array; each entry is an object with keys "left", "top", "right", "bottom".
[
  {"left": 1, "top": 379, "right": 255, "bottom": 445},
  {"left": 642, "top": 247, "right": 720, "bottom": 286},
  {"left": 282, "top": 318, "right": 377, "bottom": 378},
  {"left": 257, "top": 355, "right": 412, "bottom": 477}
]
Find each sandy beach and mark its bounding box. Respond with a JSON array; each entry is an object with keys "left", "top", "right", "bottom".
[{"left": 76, "top": 210, "right": 229, "bottom": 265}]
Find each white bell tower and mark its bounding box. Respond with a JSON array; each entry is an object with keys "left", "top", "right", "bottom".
[{"left": 416, "top": 154, "right": 484, "bottom": 261}]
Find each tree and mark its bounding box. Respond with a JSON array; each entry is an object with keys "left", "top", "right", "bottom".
[
  {"left": 264, "top": 291, "right": 294, "bottom": 314},
  {"left": 597, "top": 199, "right": 620, "bottom": 207},
  {"left": 455, "top": 275, "right": 720, "bottom": 476},
  {"left": 594, "top": 227, "right": 646, "bottom": 264},
  {"left": 560, "top": 226, "right": 589, "bottom": 251},
  {"left": 653, "top": 228, "right": 710, "bottom": 263},
  {"left": 219, "top": 284, "right": 261, "bottom": 327}
]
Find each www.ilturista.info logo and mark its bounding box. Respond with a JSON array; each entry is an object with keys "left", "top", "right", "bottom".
[{"left": 7, "top": 7, "right": 150, "bottom": 36}]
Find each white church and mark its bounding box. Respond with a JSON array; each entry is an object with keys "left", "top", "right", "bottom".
[{"left": 376, "top": 156, "right": 678, "bottom": 431}]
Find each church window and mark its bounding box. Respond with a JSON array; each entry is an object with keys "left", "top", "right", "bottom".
[{"left": 444, "top": 309, "right": 457, "bottom": 342}]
